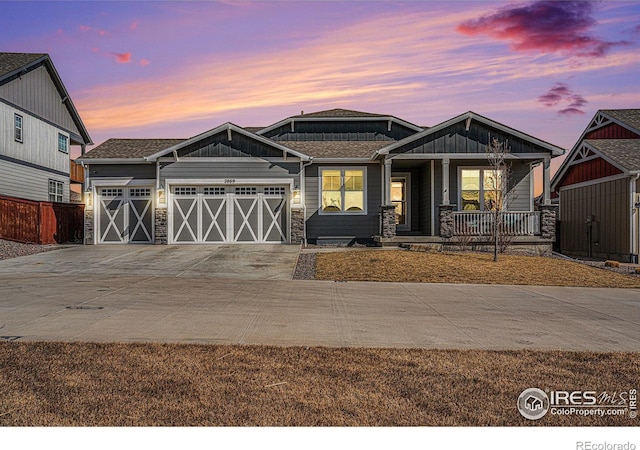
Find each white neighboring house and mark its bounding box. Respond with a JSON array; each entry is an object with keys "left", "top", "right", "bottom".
[{"left": 0, "top": 52, "right": 92, "bottom": 203}]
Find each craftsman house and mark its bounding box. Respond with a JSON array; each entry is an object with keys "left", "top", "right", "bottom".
[
  {"left": 78, "top": 109, "right": 563, "bottom": 251},
  {"left": 551, "top": 109, "right": 640, "bottom": 262}
]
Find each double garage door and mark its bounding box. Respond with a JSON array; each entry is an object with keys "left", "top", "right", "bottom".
[
  {"left": 95, "top": 184, "right": 289, "bottom": 244},
  {"left": 170, "top": 185, "right": 288, "bottom": 244}
]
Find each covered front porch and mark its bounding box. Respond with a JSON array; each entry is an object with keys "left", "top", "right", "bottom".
[{"left": 372, "top": 112, "right": 563, "bottom": 252}]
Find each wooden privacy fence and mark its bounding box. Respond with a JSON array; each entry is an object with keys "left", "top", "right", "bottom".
[{"left": 0, "top": 195, "right": 84, "bottom": 244}]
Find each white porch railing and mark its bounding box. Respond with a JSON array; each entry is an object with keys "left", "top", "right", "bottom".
[{"left": 453, "top": 211, "right": 540, "bottom": 236}]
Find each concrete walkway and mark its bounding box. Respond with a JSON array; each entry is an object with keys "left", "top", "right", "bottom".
[{"left": 1, "top": 270, "right": 639, "bottom": 351}]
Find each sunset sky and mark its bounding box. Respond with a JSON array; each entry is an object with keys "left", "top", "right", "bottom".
[{"left": 2, "top": 0, "right": 640, "bottom": 180}]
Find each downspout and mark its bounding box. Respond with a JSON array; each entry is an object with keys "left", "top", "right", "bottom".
[
  {"left": 301, "top": 158, "right": 314, "bottom": 246},
  {"left": 630, "top": 174, "right": 639, "bottom": 262}
]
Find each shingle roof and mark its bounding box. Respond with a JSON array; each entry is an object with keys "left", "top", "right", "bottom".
[
  {"left": 0, "top": 52, "right": 46, "bottom": 79},
  {"left": 282, "top": 140, "right": 390, "bottom": 158},
  {"left": 292, "top": 108, "right": 387, "bottom": 118},
  {"left": 243, "top": 127, "right": 264, "bottom": 134},
  {"left": 584, "top": 139, "right": 640, "bottom": 171},
  {"left": 601, "top": 109, "right": 640, "bottom": 133},
  {"left": 80, "top": 138, "right": 186, "bottom": 159}
]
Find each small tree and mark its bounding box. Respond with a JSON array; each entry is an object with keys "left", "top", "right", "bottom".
[{"left": 485, "top": 137, "right": 513, "bottom": 262}]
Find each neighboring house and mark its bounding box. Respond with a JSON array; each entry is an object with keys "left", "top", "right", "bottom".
[
  {"left": 551, "top": 109, "right": 640, "bottom": 262},
  {"left": 0, "top": 52, "right": 92, "bottom": 202},
  {"left": 77, "top": 109, "right": 563, "bottom": 250}
]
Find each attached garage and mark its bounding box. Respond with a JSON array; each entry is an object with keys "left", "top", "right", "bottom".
[
  {"left": 169, "top": 184, "right": 288, "bottom": 244},
  {"left": 96, "top": 186, "right": 154, "bottom": 244}
]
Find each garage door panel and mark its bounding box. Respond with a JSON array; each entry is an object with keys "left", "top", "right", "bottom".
[
  {"left": 262, "top": 197, "right": 287, "bottom": 242},
  {"left": 173, "top": 197, "right": 198, "bottom": 242},
  {"left": 202, "top": 197, "right": 226, "bottom": 242},
  {"left": 100, "top": 198, "right": 126, "bottom": 243},
  {"left": 233, "top": 197, "right": 260, "bottom": 242},
  {"left": 129, "top": 199, "right": 153, "bottom": 242}
]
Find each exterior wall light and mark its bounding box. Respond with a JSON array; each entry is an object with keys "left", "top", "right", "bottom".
[
  {"left": 84, "top": 190, "right": 93, "bottom": 210},
  {"left": 157, "top": 187, "right": 167, "bottom": 207},
  {"left": 292, "top": 189, "right": 301, "bottom": 205}
]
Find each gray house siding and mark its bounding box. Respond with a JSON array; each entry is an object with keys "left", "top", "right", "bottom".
[
  {"left": 305, "top": 163, "right": 382, "bottom": 242},
  {"left": 159, "top": 160, "right": 301, "bottom": 187},
  {"left": 177, "top": 131, "right": 285, "bottom": 159},
  {"left": 0, "top": 65, "right": 81, "bottom": 137},
  {"left": 0, "top": 158, "right": 69, "bottom": 202}
]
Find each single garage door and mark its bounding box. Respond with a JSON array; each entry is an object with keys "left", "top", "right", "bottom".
[
  {"left": 97, "top": 187, "right": 154, "bottom": 243},
  {"left": 170, "top": 185, "right": 288, "bottom": 244}
]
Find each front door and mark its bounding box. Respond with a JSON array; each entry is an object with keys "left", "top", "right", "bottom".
[{"left": 391, "top": 175, "right": 410, "bottom": 231}]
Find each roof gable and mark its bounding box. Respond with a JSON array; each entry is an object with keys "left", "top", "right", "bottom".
[
  {"left": 0, "top": 52, "right": 92, "bottom": 145},
  {"left": 379, "top": 111, "right": 564, "bottom": 157},
  {"left": 146, "top": 123, "right": 310, "bottom": 161}
]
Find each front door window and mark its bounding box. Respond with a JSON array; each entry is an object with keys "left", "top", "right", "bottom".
[{"left": 391, "top": 177, "right": 407, "bottom": 227}]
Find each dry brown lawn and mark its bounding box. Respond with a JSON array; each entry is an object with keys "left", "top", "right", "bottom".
[
  {"left": 0, "top": 342, "right": 638, "bottom": 426},
  {"left": 315, "top": 251, "right": 640, "bottom": 287}
]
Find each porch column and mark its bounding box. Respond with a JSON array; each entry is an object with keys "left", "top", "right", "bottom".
[
  {"left": 384, "top": 158, "right": 392, "bottom": 205},
  {"left": 442, "top": 158, "right": 450, "bottom": 205},
  {"left": 543, "top": 155, "right": 551, "bottom": 206}
]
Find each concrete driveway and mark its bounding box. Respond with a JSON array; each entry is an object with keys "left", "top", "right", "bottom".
[
  {"left": 0, "top": 246, "right": 639, "bottom": 351},
  {"left": 0, "top": 244, "right": 301, "bottom": 279}
]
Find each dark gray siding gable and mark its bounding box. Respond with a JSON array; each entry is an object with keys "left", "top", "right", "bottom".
[
  {"left": 264, "top": 120, "right": 416, "bottom": 142},
  {"left": 89, "top": 164, "right": 156, "bottom": 179},
  {"left": 391, "top": 120, "right": 545, "bottom": 155},
  {"left": 178, "top": 130, "right": 284, "bottom": 158}
]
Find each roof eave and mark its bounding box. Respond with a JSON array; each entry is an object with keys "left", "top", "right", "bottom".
[
  {"left": 257, "top": 115, "right": 424, "bottom": 136},
  {"left": 75, "top": 157, "right": 151, "bottom": 164}
]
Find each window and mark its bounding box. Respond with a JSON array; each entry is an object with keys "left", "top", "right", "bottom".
[
  {"left": 173, "top": 187, "right": 197, "bottom": 196},
  {"left": 48, "top": 180, "right": 64, "bottom": 203},
  {"left": 58, "top": 133, "right": 68, "bottom": 153},
  {"left": 14, "top": 114, "right": 23, "bottom": 142},
  {"left": 320, "top": 167, "right": 365, "bottom": 214},
  {"left": 460, "top": 168, "right": 504, "bottom": 211}
]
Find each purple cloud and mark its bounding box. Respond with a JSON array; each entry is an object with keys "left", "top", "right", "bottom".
[
  {"left": 538, "top": 83, "right": 587, "bottom": 115},
  {"left": 457, "top": 1, "right": 628, "bottom": 57}
]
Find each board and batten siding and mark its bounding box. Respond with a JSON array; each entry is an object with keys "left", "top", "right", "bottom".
[
  {"left": 304, "top": 163, "right": 382, "bottom": 241},
  {"left": 0, "top": 158, "right": 68, "bottom": 202},
  {"left": 159, "top": 160, "right": 301, "bottom": 187},
  {"left": 0, "top": 65, "right": 81, "bottom": 138},
  {"left": 559, "top": 177, "right": 630, "bottom": 261},
  {"left": 0, "top": 102, "right": 70, "bottom": 175}
]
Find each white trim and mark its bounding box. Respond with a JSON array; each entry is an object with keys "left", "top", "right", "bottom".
[
  {"left": 311, "top": 158, "right": 378, "bottom": 163},
  {"left": 156, "top": 156, "right": 300, "bottom": 163},
  {"left": 317, "top": 166, "right": 368, "bottom": 216},
  {"left": 77, "top": 158, "right": 150, "bottom": 164},
  {"left": 529, "top": 162, "right": 534, "bottom": 212},
  {"left": 164, "top": 178, "right": 294, "bottom": 189},
  {"left": 558, "top": 173, "right": 630, "bottom": 192},
  {"left": 145, "top": 123, "right": 311, "bottom": 162},
  {"left": 391, "top": 173, "right": 411, "bottom": 231},
  {"left": 388, "top": 152, "right": 551, "bottom": 160}
]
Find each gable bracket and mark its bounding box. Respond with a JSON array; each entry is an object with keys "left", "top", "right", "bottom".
[{"left": 227, "top": 128, "right": 232, "bottom": 141}]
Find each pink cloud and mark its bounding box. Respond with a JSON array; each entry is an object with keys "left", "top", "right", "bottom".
[
  {"left": 130, "top": 21, "right": 139, "bottom": 31},
  {"left": 139, "top": 59, "right": 151, "bottom": 66},
  {"left": 112, "top": 52, "right": 132, "bottom": 64},
  {"left": 79, "top": 25, "right": 92, "bottom": 31},
  {"left": 457, "top": 1, "right": 628, "bottom": 58},
  {"left": 538, "top": 83, "right": 587, "bottom": 115}
]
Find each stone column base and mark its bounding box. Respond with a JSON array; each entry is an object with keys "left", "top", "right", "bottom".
[
  {"left": 380, "top": 204, "right": 396, "bottom": 238},
  {"left": 439, "top": 204, "right": 455, "bottom": 238},
  {"left": 155, "top": 207, "right": 168, "bottom": 244},
  {"left": 84, "top": 208, "right": 94, "bottom": 245},
  {"left": 539, "top": 204, "right": 558, "bottom": 240},
  {"left": 291, "top": 208, "right": 304, "bottom": 244}
]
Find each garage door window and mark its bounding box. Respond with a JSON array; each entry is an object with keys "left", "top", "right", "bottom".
[{"left": 320, "top": 167, "right": 366, "bottom": 214}]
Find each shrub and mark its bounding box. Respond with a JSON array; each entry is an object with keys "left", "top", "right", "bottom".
[{"left": 605, "top": 260, "right": 621, "bottom": 268}]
